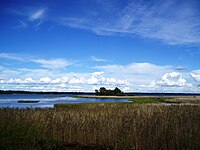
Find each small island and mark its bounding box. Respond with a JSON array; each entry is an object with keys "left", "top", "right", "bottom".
[
  {"left": 95, "top": 87, "right": 124, "bottom": 96},
  {"left": 17, "top": 100, "right": 40, "bottom": 103},
  {"left": 73, "top": 87, "right": 128, "bottom": 99}
]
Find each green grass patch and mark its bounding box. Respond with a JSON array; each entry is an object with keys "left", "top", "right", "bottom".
[
  {"left": 54, "top": 97, "right": 174, "bottom": 108},
  {"left": 72, "top": 95, "right": 134, "bottom": 99},
  {"left": 130, "top": 97, "right": 168, "bottom": 103}
]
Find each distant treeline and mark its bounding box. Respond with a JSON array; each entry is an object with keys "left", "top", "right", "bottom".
[
  {"left": 0, "top": 90, "right": 200, "bottom": 96},
  {"left": 0, "top": 90, "right": 94, "bottom": 95}
]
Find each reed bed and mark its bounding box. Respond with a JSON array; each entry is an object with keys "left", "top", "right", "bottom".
[{"left": 0, "top": 104, "right": 200, "bottom": 149}]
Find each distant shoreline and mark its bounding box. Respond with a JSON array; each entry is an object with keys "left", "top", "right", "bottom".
[
  {"left": 73, "top": 95, "right": 174, "bottom": 99},
  {"left": 0, "top": 90, "right": 200, "bottom": 96}
]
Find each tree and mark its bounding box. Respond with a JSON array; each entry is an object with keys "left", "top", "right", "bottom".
[
  {"left": 95, "top": 87, "right": 124, "bottom": 96},
  {"left": 113, "top": 87, "right": 124, "bottom": 96}
]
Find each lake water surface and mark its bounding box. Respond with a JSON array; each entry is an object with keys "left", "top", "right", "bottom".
[{"left": 0, "top": 94, "right": 129, "bottom": 108}]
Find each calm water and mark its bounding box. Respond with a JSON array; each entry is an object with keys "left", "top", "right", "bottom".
[{"left": 0, "top": 94, "right": 129, "bottom": 108}]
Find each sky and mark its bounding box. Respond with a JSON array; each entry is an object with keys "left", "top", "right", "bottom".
[{"left": 0, "top": 0, "right": 200, "bottom": 92}]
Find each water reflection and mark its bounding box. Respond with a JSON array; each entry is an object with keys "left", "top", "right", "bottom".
[{"left": 0, "top": 94, "right": 129, "bottom": 108}]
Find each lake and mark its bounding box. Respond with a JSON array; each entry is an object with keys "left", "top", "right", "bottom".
[{"left": 0, "top": 94, "right": 129, "bottom": 108}]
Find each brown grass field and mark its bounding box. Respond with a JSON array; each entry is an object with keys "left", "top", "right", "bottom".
[{"left": 0, "top": 102, "right": 200, "bottom": 149}]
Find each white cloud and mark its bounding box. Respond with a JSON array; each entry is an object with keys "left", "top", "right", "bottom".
[
  {"left": 95, "top": 63, "right": 172, "bottom": 75},
  {"left": 156, "top": 72, "right": 190, "bottom": 87},
  {"left": 114, "top": 1, "right": 200, "bottom": 45},
  {"left": 94, "top": 63, "right": 173, "bottom": 86},
  {"left": 29, "top": 8, "right": 47, "bottom": 21},
  {"left": 192, "top": 69, "right": 200, "bottom": 74},
  {"left": 8, "top": 7, "right": 48, "bottom": 29},
  {"left": 0, "top": 69, "right": 22, "bottom": 79},
  {"left": 31, "top": 59, "right": 73, "bottom": 69},
  {"left": 1, "top": 59, "right": 200, "bottom": 92},
  {"left": 87, "top": 72, "right": 130, "bottom": 86},
  {"left": 0, "top": 65, "right": 6, "bottom": 70},
  {"left": 69, "top": 77, "right": 86, "bottom": 84},
  {"left": 40, "top": 77, "right": 51, "bottom": 84},
  {"left": 24, "top": 78, "right": 35, "bottom": 83},
  {"left": 0, "top": 53, "right": 23, "bottom": 61},
  {"left": 90, "top": 56, "right": 106, "bottom": 62},
  {"left": 93, "top": 63, "right": 200, "bottom": 92},
  {"left": 15, "top": 20, "right": 28, "bottom": 28},
  {"left": 0, "top": 53, "right": 74, "bottom": 70},
  {"left": 51, "top": 77, "right": 68, "bottom": 84},
  {"left": 60, "top": 0, "right": 200, "bottom": 45},
  {"left": 191, "top": 73, "right": 200, "bottom": 83},
  {"left": 0, "top": 70, "right": 130, "bottom": 91},
  {"left": 92, "top": 71, "right": 104, "bottom": 76},
  {"left": 88, "top": 76, "right": 99, "bottom": 85},
  {"left": 59, "top": 17, "right": 89, "bottom": 29}
]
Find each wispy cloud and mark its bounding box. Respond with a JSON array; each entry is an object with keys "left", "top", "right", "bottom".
[
  {"left": 29, "top": 8, "right": 47, "bottom": 21},
  {"left": 0, "top": 53, "right": 23, "bottom": 61},
  {"left": 8, "top": 7, "right": 48, "bottom": 29},
  {"left": 0, "top": 52, "right": 74, "bottom": 70},
  {"left": 90, "top": 56, "right": 106, "bottom": 62},
  {"left": 94, "top": 63, "right": 172, "bottom": 75},
  {"left": 60, "top": 0, "right": 200, "bottom": 45},
  {"left": 59, "top": 17, "right": 89, "bottom": 29},
  {"left": 14, "top": 20, "right": 28, "bottom": 28},
  {"left": 31, "top": 58, "right": 73, "bottom": 69}
]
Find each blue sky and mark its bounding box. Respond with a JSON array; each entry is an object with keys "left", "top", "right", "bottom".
[{"left": 0, "top": 0, "right": 200, "bottom": 92}]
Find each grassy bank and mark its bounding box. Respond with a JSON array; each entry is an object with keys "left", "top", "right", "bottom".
[
  {"left": 72, "top": 95, "right": 136, "bottom": 99},
  {"left": 73, "top": 95, "right": 200, "bottom": 104},
  {"left": 0, "top": 104, "right": 200, "bottom": 149}
]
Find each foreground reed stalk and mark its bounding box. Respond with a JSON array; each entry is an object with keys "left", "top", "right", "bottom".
[{"left": 0, "top": 104, "right": 200, "bottom": 149}]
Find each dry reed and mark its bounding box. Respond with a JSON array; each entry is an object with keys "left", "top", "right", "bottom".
[{"left": 0, "top": 104, "right": 199, "bottom": 149}]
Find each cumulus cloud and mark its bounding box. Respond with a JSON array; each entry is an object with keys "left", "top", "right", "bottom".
[
  {"left": 92, "top": 71, "right": 104, "bottom": 76},
  {"left": 157, "top": 72, "right": 190, "bottom": 87},
  {"left": 94, "top": 62, "right": 173, "bottom": 87},
  {"left": 51, "top": 77, "right": 69, "bottom": 84},
  {"left": 69, "top": 76, "right": 86, "bottom": 84},
  {"left": 24, "top": 78, "right": 35, "bottom": 83},
  {"left": 87, "top": 72, "right": 129, "bottom": 86},
  {"left": 0, "top": 71, "right": 130, "bottom": 91},
  {"left": 39, "top": 77, "right": 51, "bottom": 84},
  {"left": 1, "top": 59, "right": 199, "bottom": 92}
]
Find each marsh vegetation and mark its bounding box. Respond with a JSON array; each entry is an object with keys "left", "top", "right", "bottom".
[{"left": 0, "top": 103, "right": 200, "bottom": 149}]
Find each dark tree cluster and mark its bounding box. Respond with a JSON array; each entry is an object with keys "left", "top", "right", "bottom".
[{"left": 95, "top": 87, "right": 124, "bottom": 96}]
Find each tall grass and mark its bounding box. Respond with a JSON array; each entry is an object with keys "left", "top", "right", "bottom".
[{"left": 0, "top": 104, "right": 200, "bottom": 149}]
